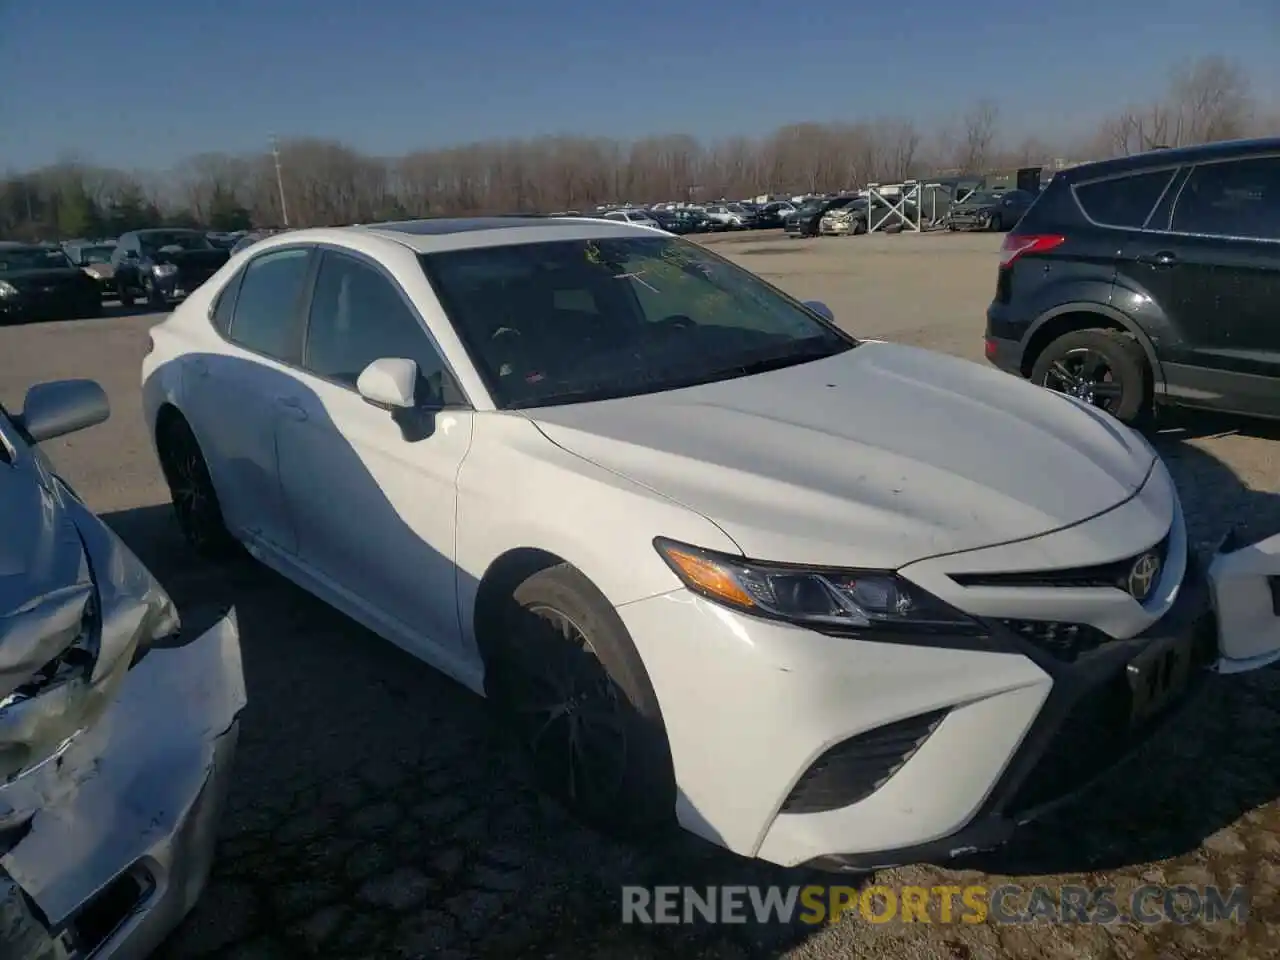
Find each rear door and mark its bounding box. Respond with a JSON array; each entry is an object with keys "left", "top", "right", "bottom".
[
  {"left": 184, "top": 245, "right": 314, "bottom": 552},
  {"left": 1148, "top": 155, "right": 1280, "bottom": 416}
]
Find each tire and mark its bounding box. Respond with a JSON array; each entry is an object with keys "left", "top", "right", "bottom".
[
  {"left": 989, "top": 213, "right": 1004, "bottom": 232},
  {"left": 485, "top": 562, "right": 676, "bottom": 837},
  {"left": 1030, "top": 328, "right": 1149, "bottom": 424},
  {"left": 156, "top": 413, "right": 241, "bottom": 558}
]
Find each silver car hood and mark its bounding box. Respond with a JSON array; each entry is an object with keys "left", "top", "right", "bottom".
[{"left": 529, "top": 341, "right": 1157, "bottom": 569}]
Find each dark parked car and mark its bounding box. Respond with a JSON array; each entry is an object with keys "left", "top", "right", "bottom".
[
  {"left": 0, "top": 242, "right": 103, "bottom": 323},
  {"left": 984, "top": 137, "right": 1280, "bottom": 424},
  {"left": 755, "top": 201, "right": 798, "bottom": 228},
  {"left": 784, "top": 196, "right": 857, "bottom": 237},
  {"left": 63, "top": 241, "right": 119, "bottom": 299},
  {"left": 111, "top": 229, "right": 231, "bottom": 308},
  {"left": 948, "top": 189, "right": 1036, "bottom": 231},
  {"left": 0, "top": 378, "right": 244, "bottom": 960}
]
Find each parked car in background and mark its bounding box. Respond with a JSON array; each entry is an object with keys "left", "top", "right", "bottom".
[
  {"left": 63, "top": 240, "right": 119, "bottom": 300},
  {"left": 702, "top": 203, "right": 758, "bottom": 229},
  {"left": 985, "top": 137, "right": 1280, "bottom": 425},
  {"left": 0, "top": 242, "right": 103, "bottom": 322},
  {"left": 600, "top": 209, "right": 660, "bottom": 228},
  {"left": 111, "top": 228, "right": 231, "bottom": 308},
  {"left": 207, "top": 232, "right": 238, "bottom": 250},
  {"left": 785, "top": 196, "right": 858, "bottom": 237},
  {"left": 1, "top": 377, "right": 245, "bottom": 960},
  {"left": 948, "top": 189, "right": 1036, "bottom": 231},
  {"left": 644, "top": 209, "right": 692, "bottom": 234},
  {"left": 230, "top": 229, "right": 285, "bottom": 256},
  {"left": 756, "top": 201, "right": 798, "bottom": 228},
  {"left": 141, "top": 216, "right": 1242, "bottom": 872}
]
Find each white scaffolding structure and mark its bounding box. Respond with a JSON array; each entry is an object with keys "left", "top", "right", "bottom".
[{"left": 864, "top": 181, "right": 924, "bottom": 233}]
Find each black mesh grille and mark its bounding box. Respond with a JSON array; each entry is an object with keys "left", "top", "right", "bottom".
[
  {"left": 950, "top": 534, "right": 1170, "bottom": 591},
  {"left": 781, "top": 710, "right": 947, "bottom": 814},
  {"left": 1001, "top": 619, "right": 1110, "bottom": 662}
]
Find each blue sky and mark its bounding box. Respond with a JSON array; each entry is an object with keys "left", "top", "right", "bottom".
[{"left": 3, "top": 0, "right": 1277, "bottom": 171}]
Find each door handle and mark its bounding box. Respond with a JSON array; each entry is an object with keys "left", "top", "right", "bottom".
[
  {"left": 1136, "top": 250, "right": 1178, "bottom": 267},
  {"left": 274, "top": 396, "right": 308, "bottom": 421}
]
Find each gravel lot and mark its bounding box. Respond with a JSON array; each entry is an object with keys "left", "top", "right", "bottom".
[{"left": 2, "top": 230, "right": 1279, "bottom": 959}]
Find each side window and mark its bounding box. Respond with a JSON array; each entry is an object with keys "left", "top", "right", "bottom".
[
  {"left": 228, "top": 247, "right": 311, "bottom": 362},
  {"left": 1073, "top": 170, "right": 1174, "bottom": 228},
  {"left": 1171, "top": 157, "right": 1280, "bottom": 241},
  {"left": 210, "top": 270, "right": 242, "bottom": 336},
  {"left": 304, "top": 252, "right": 449, "bottom": 399}
]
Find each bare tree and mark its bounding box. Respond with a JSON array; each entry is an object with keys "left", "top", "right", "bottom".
[{"left": 957, "top": 99, "right": 999, "bottom": 173}]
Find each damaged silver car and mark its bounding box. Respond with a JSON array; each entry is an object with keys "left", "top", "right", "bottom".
[{"left": 0, "top": 379, "right": 246, "bottom": 959}]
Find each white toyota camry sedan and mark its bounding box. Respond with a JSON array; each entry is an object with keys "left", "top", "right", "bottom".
[{"left": 142, "top": 217, "right": 1233, "bottom": 871}]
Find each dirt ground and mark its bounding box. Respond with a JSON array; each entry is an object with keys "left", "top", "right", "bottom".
[{"left": 1, "top": 228, "right": 1278, "bottom": 959}]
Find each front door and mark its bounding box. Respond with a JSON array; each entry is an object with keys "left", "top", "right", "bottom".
[{"left": 275, "top": 249, "right": 474, "bottom": 655}]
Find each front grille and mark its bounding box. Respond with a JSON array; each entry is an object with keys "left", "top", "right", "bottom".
[
  {"left": 1001, "top": 619, "right": 1110, "bottom": 662},
  {"left": 781, "top": 709, "right": 947, "bottom": 814},
  {"left": 949, "top": 534, "right": 1171, "bottom": 592}
]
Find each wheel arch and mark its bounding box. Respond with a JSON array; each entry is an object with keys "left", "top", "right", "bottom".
[
  {"left": 1023, "top": 303, "right": 1164, "bottom": 391},
  {"left": 471, "top": 546, "right": 567, "bottom": 674}
]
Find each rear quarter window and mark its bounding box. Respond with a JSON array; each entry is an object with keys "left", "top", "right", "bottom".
[{"left": 1072, "top": 170, "right": 1176, "bottom": 229}]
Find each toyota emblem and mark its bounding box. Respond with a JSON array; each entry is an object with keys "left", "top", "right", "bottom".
[{"left": 1126, "top": 551, "right": 1162, "bottom": 602}]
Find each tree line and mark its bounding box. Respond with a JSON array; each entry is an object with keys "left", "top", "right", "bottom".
[{"left": 2, "top": 55, "right": 1271, "bottom": 242}]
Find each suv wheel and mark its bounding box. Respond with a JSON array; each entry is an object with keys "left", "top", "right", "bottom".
[{"left": 1030, "top": 328, "right": 1149, "bottom": 423}]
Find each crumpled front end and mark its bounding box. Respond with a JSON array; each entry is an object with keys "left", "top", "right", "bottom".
[{"left": 0, "top": 494, "right": 245, "bottom": 960}]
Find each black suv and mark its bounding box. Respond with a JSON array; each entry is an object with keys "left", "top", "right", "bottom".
[{"left": 984, "top": 138, "right": 1280, "bottom": 424}]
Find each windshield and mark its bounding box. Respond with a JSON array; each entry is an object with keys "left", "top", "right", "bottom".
[
  {"left": 963, "top": 192, "right": 1000, "bottom": 205},
  {"left": 79, "top": 246, "right": 115, "bottom": 263},
  {"left": 421, "top": 235, "right": 854, "bottom": 410},
  {"left": 139, "top": 231, "right": 214, "bottom": 253},
  {"left": 0, "top": 247, "right": 74, "bottom": 271}
]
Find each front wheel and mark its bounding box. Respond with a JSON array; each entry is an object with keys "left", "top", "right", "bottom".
[
  {"left": 1030, "top": 329, "right": 1149, "bottom": 424},
  {"left": 485, "top": 563, "right": 676, "bottom": 838}
]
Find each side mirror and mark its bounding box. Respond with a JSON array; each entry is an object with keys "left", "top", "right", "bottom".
[
  {"left": 356, "top": 357, "right": 417, "bottom": 410},
  {"left": 18, "top": 379, "right": 109, "bottom": 443},
  {"left": 803, "top": 300, "right": 835, "bottom": 322}
]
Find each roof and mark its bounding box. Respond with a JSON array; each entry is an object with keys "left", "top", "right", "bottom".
[
  {"left": 353, "top": 216, "right": 664, "bottom": 254},
  {"left": 1055, "top": 136, "right": 1280, "bottom": 182}
]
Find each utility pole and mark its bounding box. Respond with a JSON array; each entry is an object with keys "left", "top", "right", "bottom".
[{"left": 270, "top": 136, "right": 290, "bottom": 227}]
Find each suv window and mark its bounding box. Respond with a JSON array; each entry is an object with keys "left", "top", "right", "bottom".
[
  {"left": 1073, "top": 170, "right": 1174, "bottom": 229},
  {"left": 1171, "top": 157, "right": 1280, "bottom": 240},
  {"left": 304, "top": 251, "right": 449, "bottom": 398},
  {"left": 228, "top": 247, "right": 311, "bottom": 362}
]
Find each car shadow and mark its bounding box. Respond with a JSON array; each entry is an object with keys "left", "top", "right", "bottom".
[
  {"left": 115, "top": 352, "right": 834, "bottom": 958},
  {"left": 961, "top": 433, "right": 1280, "bottom": 877},
  {"left": 1149, "top": 406, "right": 1280, "bottom": 444}
]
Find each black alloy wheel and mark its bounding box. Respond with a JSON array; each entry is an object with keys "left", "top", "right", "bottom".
[
  {"left": 1030, "top": 328, "right": 1149, "bottom": 424},
  {"left": 157, "top": 415, "right": 240, "bottom": 558}
]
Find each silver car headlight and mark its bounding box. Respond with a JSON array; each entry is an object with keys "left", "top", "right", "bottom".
[
  {"left": 0, "top": 281, "right": 16, "bottom": 297},
  {"left": 654, "top": 538, "right": 982, "bottom": 636}
]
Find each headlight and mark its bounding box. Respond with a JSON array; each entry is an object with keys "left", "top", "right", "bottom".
[
  {"left": 0, "top": 280, "right": 16, "bottom": 297},
  {"left": 153, "top": 263, "right": 178, "bottom": 277},
  {"left": 654, "top": 538, "right": 982, "bottom": 636}
]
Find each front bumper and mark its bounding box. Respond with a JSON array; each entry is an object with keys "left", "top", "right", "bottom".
[
  {"left": 949, "top": 211, "right": 994, "bottom": 229},
  {"left": 1, "top": 609, "right": 244, "bottom": 960},
  {"left": 618, "top": 480, "right": 1220, "bottom": 870}
]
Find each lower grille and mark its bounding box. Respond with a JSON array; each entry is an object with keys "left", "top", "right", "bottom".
[
  {"left": 1002, "top": 619, "right": 1110, "bottom": 662},
  {"left": 781, "top": 709, "right": 947, "bottom": 814}
]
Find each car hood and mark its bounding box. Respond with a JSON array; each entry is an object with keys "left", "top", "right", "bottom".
[
  {"left": 0, "top": 268, "right": 88, "bottom": 285},
  {"left": 81, "top": 263, "right": 114, "bottom": 279},
  {"left": 527, "top": 341, "right": 1157, "bottom": 569}
]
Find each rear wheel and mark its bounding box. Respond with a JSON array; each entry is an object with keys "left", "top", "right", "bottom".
[
  {"left": 484, "top": 563, "right": 676, "bottom": 837},
  {"left": 156, "top": 413, "right": 240, "bottom": 558},
  {"left": 1030, "top": 328, "right": 1149, "bottom": 424}
]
